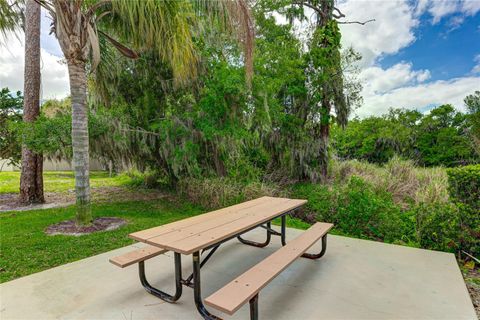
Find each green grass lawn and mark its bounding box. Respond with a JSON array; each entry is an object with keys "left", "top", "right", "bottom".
[
  {"left": 0, "top": 171, "right": 132, "bottom": 194},
  {"left": 0, "top": 196, "right": 309, "bottom": 283},
  {"left": 0, "top": 170, "right": 317, "bottom": 283},
  {"left": 0, "top": 199, "right": 203, "bottom": 283}
]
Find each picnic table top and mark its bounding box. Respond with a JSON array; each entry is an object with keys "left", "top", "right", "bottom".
[{"left": 129, "top": 196, "right": 307, "bottom": 254}]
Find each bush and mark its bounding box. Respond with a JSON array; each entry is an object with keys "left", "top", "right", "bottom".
[
  {"left": 414, "top": 202, "right": 460, "bottom": 252},
  {"left": 124, "top": 169, "right": 169, "bottom": 189},
  {"left": 447, "top": 165, "right": 480, "bottom": 255},
  {"left": 292, "top": 176, "right": 414, "bottom": 244},
  {"left": 447, "top": 165, "right": 480, "bottom": 208}
]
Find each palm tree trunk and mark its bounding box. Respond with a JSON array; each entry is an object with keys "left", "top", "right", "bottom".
[
  {"left": 20, "top": 0, "right": 44, "bottom": 204},
  {"left": 67, "top": 61, "right": 91, "bottom": 225}
]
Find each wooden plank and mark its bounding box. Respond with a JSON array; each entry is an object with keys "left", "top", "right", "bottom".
[
  {"left": 147, "top": 198, "right": 307, "bottom": 254},
  {"left": 144, "top": 198, "right": 293, "bottom": 247},
  {"left": 166, "top": 199, "right": 306, "bottom": 254},
  {"left": 109, "top": 245, "right": 167, "bottom": 268},
  {"left": 129, "top": 196, "right": 273, "bottom": 242},
  {"left": 204, "top": 222, "right": 333, "bottom": 315}
]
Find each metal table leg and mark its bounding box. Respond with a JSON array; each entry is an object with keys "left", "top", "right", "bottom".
[
  {"left": 237, "top": 222, "right": 272, "bottom": 247},
  {"left": 302, "top": 234, "right": 328, "bottom": 259},
  {"left": 138, "top": 252, "right": 183, "bottom": 302},
  {"left": 192, "top": 251, "right": 222, "bottom": 320},
  {"left": 238, "top": 211, "right": 292, "bottom": 248},
  {"left": 249, "top": 294, "right": 259, "bottom": 320}
]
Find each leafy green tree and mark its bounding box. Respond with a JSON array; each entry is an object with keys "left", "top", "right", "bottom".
[
  {"left": 0, "top": 88, "right": 23, "bottom": 168},
  {"left": 333, "top": 105, "right": 476, "bottom": 167},
  {"left": 275, "top": 0, "right": 361, "bottom": 182},
  {"left": 417, "top": 105, "right": 474, "bottom": 166},
  {"left": 36, "top": 0, "right": 254, "bottom": 226},
  {"left": 464, "top": 91, "right": 480, "bottom": 156}
]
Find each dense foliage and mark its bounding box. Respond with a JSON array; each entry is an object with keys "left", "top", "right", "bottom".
[
  {"left": 292, "top": 177, "right": 410, "bottom": 243},
  {"left": 1, "top": 2, "right": 479, "bottom": 257},
  {"left": 0, "top": 88, "right": 22, "bottom": 167},
  {"left": 447, "top": 165, "right": 480, "bottom": 255},
  {"left": 24, "top": 5, "right": 355, "bottom": 184},
  {"left": 333, "top": 105, "right": 478, "bottom": 167}
]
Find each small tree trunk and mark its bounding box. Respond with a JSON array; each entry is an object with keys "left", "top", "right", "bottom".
[
  {"left": 319, "top": 94, "right": 331, "bottom": 183},
  {"left": 20, "top": 0, "right": 44, "bottom": 204},
  {"left": 67, "top": 61, "right": 91, "bottom": 225}
]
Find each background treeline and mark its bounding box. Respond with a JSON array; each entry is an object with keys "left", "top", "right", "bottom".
[{"left": 333, "top": 104, "right": 479, "bottom": 167}]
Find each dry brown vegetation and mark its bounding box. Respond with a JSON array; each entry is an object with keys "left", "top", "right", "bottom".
[{"left": 330, "top": 157, "right": 449, "bottom": 209}]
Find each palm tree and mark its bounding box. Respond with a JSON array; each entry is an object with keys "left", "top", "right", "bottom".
[
  {"left": 20, "top": 0, "right": 44, "bottom": 204},
  {"left": 1, "top": 0, "right": 45, "bottom": 203},
  {"left": 35, "top": 0, "right": 254, "bottom": 225}
]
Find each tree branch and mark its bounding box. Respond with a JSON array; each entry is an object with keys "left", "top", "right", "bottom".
[
  {"left": 291, "top": 1, "right": 322, "bottom": 16},
  {"left": 333, "top": 7, "right": 345, "bottom": 19},
  {"left": 338, "top": 19, "right": 375, "bottom": 25}
]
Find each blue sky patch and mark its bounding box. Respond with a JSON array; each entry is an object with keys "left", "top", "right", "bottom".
[{"left": 380, "top": 11, "right": 480, "bottom": 81}]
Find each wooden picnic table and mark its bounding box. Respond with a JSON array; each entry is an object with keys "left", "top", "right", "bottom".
[
  {"left": 111, "top": 196, "right": 332, "bottom": 320},
  {"left": 130, "top": 196, "right": 306, "bottom": 254}
]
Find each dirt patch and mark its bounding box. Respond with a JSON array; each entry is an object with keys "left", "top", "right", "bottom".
[
  {"left": 45, "top": 217, "right": 127, "bottom": 236},
  {"left": 0, "top": 186, "right": 166, "bottom": 212},
  {"left": 463, "top": 267, "right": 480, "bottom": 317}
]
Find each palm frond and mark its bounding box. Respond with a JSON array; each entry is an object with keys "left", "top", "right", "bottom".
[
  {"left": 0, "top": 0, "right": 24, "bottom": 39},
  {"left": 107, "top": 0, "right": 198, "bottom": 84}
]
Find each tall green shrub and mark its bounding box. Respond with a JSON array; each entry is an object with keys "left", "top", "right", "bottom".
[
  {"left": 414, "top": 202, "right": 460, "bottom": 252},
  {"left": 292, "top": 177, "right": 414, "bottom": 244},
  {"left": 447, "top": 165, "right": 480, "bottom": 255}
]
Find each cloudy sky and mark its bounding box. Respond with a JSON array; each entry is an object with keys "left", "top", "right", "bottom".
[
  {"left": 0, "top": 0, "right": 479, "bottom": 117},
  {"left": 338, "top": 0, "right": 480, "bottom": 117}
]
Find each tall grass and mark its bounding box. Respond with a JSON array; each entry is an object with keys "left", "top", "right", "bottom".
[
  {"left": 174, "top": 158, "right": 459, "bottom": 252},
  {"left": 177, "top": 177, "right": 285, "bottom": 210},
  {"left": 330, "top": 156, "right": 449, "bottom": 209},
  {"left": 176, "top": 157, "right": 450, "bottom": 212}
]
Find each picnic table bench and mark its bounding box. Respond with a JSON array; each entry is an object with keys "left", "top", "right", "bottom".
[{"left": 110, "top": 196, "right": 333, "bottom": 319}]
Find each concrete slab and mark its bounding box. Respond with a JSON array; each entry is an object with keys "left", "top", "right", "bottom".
[{"left": 0, "top": 227, "right": 476, "bottom": 320}]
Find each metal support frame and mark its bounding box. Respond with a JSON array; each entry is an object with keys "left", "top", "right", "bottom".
[
  {"left": 138, "top": 252, "right": 183, "bottom": 302},
  {"left": 280, "top": 215, "right": 287, "bottom": 246},
  {"left": 182, "top": 245, "right": 220, "bottom": 287},
  {"left": 260, "top": 224, "right": 282, "bottom": 236},
  {"left": 249, "top": 294, "right": 259, "bottom": 320},
  {"left": 237, "top": 222, "right": 272, "bottom": 247},
  {"left": 237, "top": 211, "right": 291, "bottom": 248},
  {"left": 193, "top": 251, "right": 222, "bottom": 320},
  {"left": 301, "top": 234, "right": 328, "bottom": 259}
]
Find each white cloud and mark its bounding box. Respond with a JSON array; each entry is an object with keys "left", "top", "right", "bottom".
[
  {"left": 414, "top": 0, "right": 480, "bottom": 24},
  {"left": 0, "top": 12, "right": 69, "bottom": 100},
  {"left": 472, "top": 54, "right": 480, "bottom": 74},
  {"left": 356, "top": 76, "right": 480, "bottom": 117},
  {"left": 461, "top": 0, "right": 480, "bottom": 16},
  {"left": 428, "top": 0, "right": 459, "bottom": 23},
  {"left": 40, "top": 9, "right": 63, "bottom": 57},
  {"left": 0, "top": 33, "right": 69, "bottom": 100},
  {"left": 361, "top": 62, "right": 430, "bottom": 94},
  {"left": 338, "top": 0, "right": 418, "bottom": 66}
]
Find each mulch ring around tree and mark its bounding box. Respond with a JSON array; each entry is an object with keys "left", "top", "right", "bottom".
[{"left": 45, "top": 217, "right": 127, "bottom": 236}]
